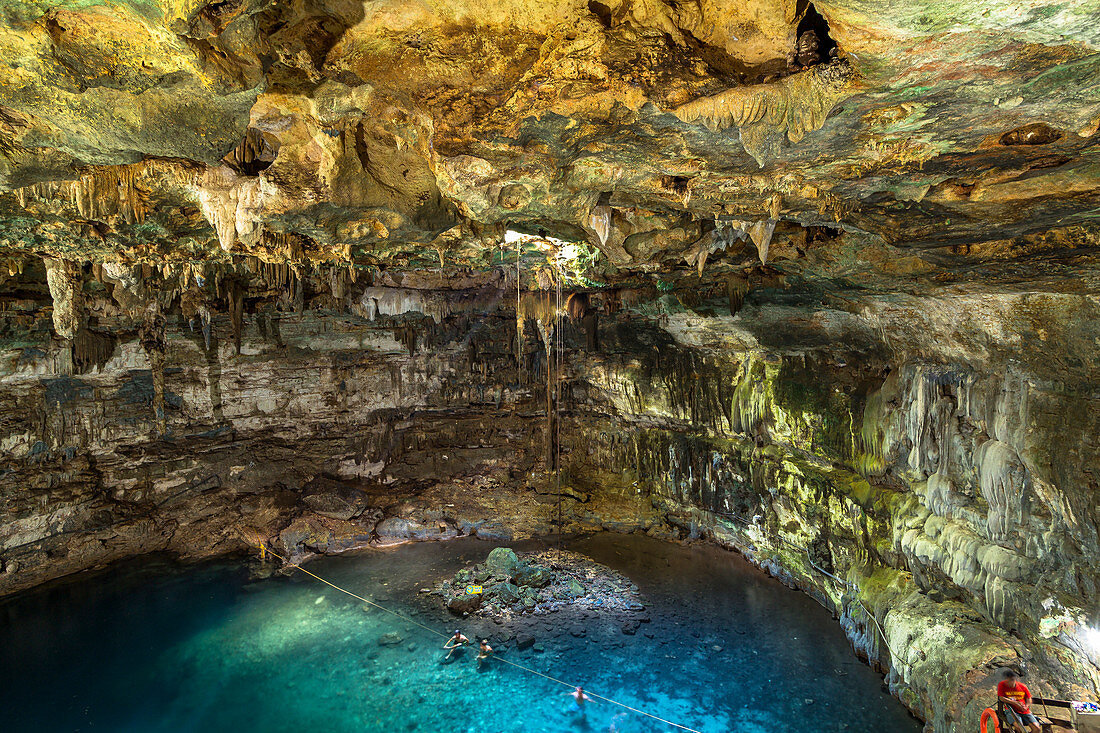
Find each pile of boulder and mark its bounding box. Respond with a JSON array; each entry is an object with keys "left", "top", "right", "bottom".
[{"left": 433, "top": 547, "right": 644, "bottom": 619}]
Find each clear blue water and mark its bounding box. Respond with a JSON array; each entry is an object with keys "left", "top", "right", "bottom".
[{"left": 0, "top": 534, "right": 921, "bottom": 733}]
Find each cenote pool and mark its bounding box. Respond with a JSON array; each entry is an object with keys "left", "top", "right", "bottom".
[{"left": 0, "top": 534, "right": 921, "bottom": 732}]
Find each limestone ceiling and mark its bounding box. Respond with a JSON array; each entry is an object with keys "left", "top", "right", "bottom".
[{"left": 0, "top": 0, "right": 1096, "bottom": 284}]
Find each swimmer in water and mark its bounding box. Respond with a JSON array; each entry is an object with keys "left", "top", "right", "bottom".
[
  {"left": 570, "top": 686, "right": 593, "bottom": 712},
  {"left": 442, "top": 630, "right": 469, "bottom": 661},
  {"left": 476, "top": 639, "right": 493, "bottom": 668}
]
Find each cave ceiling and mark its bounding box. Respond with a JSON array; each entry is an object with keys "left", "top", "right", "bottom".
[{"left": 0, "top": 0, "right": 1097, "bottom": 297}]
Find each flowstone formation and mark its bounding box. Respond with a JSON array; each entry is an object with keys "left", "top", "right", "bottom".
[
  {"left": 0, "top": 0, "right": 1099, "bottom": 731},
  {"left": 434, "top": 546, "right": 644, "bottom": 619}
]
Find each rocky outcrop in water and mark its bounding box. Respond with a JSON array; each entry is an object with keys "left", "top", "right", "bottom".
[{"left": 435, "top": 547, "right": 642, "bottom": 618}]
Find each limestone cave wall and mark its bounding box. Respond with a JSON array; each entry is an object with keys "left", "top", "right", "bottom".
[
  {"left": 2, "top": 256, "right": 1098, "bottom": 733},
  {"left": 561, "top": 295, "right": 1100, "bottom": 731}
]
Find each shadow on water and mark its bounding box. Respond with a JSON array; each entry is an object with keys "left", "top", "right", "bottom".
[{"left": 0, "top": 535, "right": 922, "bottom": 733}]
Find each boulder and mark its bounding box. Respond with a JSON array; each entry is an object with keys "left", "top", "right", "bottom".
[
  {"left": 515, "top": 633, "right": 536, "bottom": 650},
  {"left": 447, "top": 590, "right": 482, "bottom": 615},
  {"left": 378, "top": 632, "right": 403, "bottom": 646},
  {"left": 374, "top": 517, "right": 410, "bottom": 540},
  {"left": 513, "top": 564, "right": 553, "bottom": 588},
  {"left": 475, "top": 523, "right": 514, "bottom": 541},
  {"left": 301, "top": 480, "right": 367, "bottom": 521},
  {"left": 485, "top": 547, "right": 521, "bottom": 579},
  {"left": 496, "top": 582, "right": 521, "bottom": 604},
  {"left": 408, "top": 520, "right": 457, "bottom": 541}
]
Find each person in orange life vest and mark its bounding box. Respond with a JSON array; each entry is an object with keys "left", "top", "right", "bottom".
[{"left": 997, "top": 669, "right": 1040, "bottom": 733}]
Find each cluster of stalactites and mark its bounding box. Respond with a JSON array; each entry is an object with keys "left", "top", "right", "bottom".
[
  {"left": 672, "top": 62, "right": 854, "bottom": 166},
  {"left": 15, "top": 160, "right": 201, "bottom": 226},
  {"left": 36, "top": 254, "right": 370, "bottom": 355}
]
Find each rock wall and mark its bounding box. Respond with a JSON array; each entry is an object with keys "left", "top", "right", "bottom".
[
  {"left": 0, "top": 261, "right": 566, "bottom": 595},
  {"left": 1, "top": 259, "right": 1099, "bottom": 733},
  {"left": 560, "top": 300, "right": 1100, "bottom": 730}
]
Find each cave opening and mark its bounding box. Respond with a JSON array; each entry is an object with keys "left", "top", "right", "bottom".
[
  {"left": 223, "top": 128, "right": 278, "bottom": 176},
  {"left": 795, "top": 3, "right": 838, "bottom": 66},
  {"left": 587, "top": 0, "right": 613, "bottom": 28}
]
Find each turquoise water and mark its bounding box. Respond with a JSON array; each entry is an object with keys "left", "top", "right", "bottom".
[{"left": 0, "top": 534, "right": 921, "bottom": 733}]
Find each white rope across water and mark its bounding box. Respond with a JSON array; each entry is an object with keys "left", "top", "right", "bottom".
[{"left": 257, "top": 545, "right": 704, "bottom": 733}]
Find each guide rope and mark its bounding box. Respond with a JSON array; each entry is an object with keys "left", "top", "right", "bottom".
[{"left": 256, "top": 544, "right": 703, "bottom": 733}]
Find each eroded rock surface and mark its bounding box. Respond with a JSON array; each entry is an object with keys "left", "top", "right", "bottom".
[{"left": 0, "top": 1, "right": 1099, "bottom": 731}]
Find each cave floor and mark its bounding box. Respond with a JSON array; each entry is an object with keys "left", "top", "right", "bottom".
[{"left": 0, "top": 533, "right": 922, "bottom": 733}]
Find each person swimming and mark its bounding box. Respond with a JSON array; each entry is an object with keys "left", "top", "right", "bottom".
[
  {"left": 570, "top": 686, "right": 593, "bottom": 712},
  {"left": 442, "top": 630, "right": 469, "bottom": 661},
  {"left": 476, "top": 639, "right": 493, "bottom": 668}
]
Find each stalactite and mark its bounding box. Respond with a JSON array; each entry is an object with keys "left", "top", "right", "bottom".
[
  {"left": 394, "top": 326, "right": 418, "bottom": 355},
  {"left": 538, "top": 317, "right": 555, "bottom": 468},
  {"left": 672, "top": 62, "right": 854, "bottom": 166},
  {"left": 227, "top": 280, "right": 245, "bottom": 355},
  {"left": 200, "top": 306, "right": 212, "bottom": 350},
  {"left": 329, "top": 265, "right": 351, "bottom": 301},
  {"left": 589, "top": 205, "right": 611, "bottom": 245},
  {"left": 1, "top": 255, "right": 26, "bottom": 288},
  {"left": 138, "top": 310, "right": 168, "bottom": 436},
  {"left": 15, "top": 161, "right": 198, "bottom": 224},
  {"left": 748, "top": 219, "right": 777, "bottom": 265},
  {"left": 357, "top": 287, "right": 450, "bottom": 323},
  {"left": 727, "top": 273, "right": 750, "bottom": 316},
  {"left": 684, "top": 221, "right": 749, "bottom": 275},
  {"left": 223, "top": 128, "right": 278, "bottom": 176},
  {"left": 71, "top": 328, "right": 116, "bottom": 374},
  {"left": 196, "top": 166, "right": 265, "bottom": 252},
  {"left": 42, "top": 257, "right": 83, "bottom": 340}
]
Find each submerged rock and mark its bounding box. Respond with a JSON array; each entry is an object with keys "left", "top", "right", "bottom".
[{"left": 377, "top": 632, "right": 403, "bottom": 646}]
